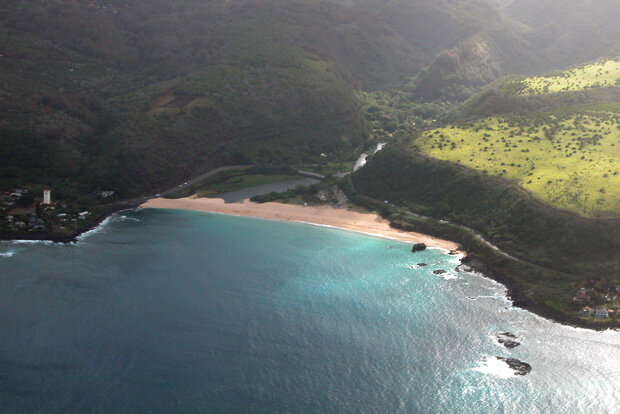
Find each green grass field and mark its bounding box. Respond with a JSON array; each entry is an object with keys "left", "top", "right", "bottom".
[
  {"left": 503, "top": 57, "right": 620, "bottom": 95},
  {"left": 195, "top": 172, "right": 300, "bottom": 197},
  {"left": 414, "top": 106, "right": 620, "bottom": 217}
]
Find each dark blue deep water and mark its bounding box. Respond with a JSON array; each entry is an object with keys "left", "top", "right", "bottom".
[{"left": 1, "top": 209, "right": 618, "bottom": 413}]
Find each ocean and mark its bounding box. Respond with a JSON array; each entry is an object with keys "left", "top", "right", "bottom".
[{"left": 1, "top": 209, "right": 618, "bottom": 413}]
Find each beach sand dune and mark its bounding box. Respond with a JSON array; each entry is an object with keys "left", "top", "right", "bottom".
[{"left": 141, "top": 197, "right": 462, "bottom": 252}]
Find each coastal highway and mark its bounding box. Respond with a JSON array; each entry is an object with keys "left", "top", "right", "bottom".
[
  {"left": 362, "top": 193, "right": 524, "bottom": 263},
  {"left": 158, "top": 165, "right": 252, "bottom": 197},
  {"left": 157, "top": 166, "right": 325, "bottom": 198},
  {"left": 347, "top": 178, "right": 525, "bottom": 264}
]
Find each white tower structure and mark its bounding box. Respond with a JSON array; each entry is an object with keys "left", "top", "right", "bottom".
[{"left": 43, "top": 189, "right": 51, "bottom": 205}]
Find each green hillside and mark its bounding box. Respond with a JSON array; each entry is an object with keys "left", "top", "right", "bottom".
[
  {"left": 352, "top": 58, "right": 620, "bottom": 325},
  {"left": 415, "top": 105, "right": 620, "bottom": 216},
  {"left": 2, "top": 0, "right": 619, "bottom": 200},
  {"left": 504, "top": 58, "right": 620, "bottom": 95},
  {"left": 351, "top": 148, "right": 619, "bottom": 326}
]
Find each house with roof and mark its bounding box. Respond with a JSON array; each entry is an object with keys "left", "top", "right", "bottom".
[{"left": 595, "top": 306, "right": 609, "bottom": 319}]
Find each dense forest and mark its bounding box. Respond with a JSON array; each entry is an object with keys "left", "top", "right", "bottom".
[{"left": 1, "top": 0, "right": 618, "bottom": 198}]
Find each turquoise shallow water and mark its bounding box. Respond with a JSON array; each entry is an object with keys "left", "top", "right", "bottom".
[{"left": 1, "top": 209, "right": 619, "bottom": 413}]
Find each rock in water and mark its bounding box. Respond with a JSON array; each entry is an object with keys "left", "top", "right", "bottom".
[
  {"left": 433, "top": 269, "right": 446, "bottom": 274},
  {"left": 495, "top": 332, "right": 521, "bottom": 349},
  {"left": 417, "top": 263, "right": 428, "bottom": 267},
  {"left": 411, "top": 243, "right": 427, "bottom": 252},
  {"left": 499, "top": 332, "right": 517, "bottom": 338},
  {"left": 497, "top": 357, "right": 532, "bottom": 375}
]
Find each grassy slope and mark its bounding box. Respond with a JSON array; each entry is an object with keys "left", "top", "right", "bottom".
[
  {"left": 415, "top": 105, "right": 620, "bottom": 217},
  {"left": 505, "top": 58, "right": 620, "bottom": 95}
]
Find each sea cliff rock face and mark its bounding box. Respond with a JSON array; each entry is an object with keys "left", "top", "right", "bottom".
[
  {"left": 411, "top": 243, "right": 427, "bottom": 252},
  {"left": 497, "top": 357, "right": 531, "bottom": 375},
  {"left": 495, "top": 332, "right": 521, "bottom": 349}
]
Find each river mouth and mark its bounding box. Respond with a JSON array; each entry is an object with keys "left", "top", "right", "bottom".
[{"left": 207, "top": 177, "right": 319, "bottom": 203}]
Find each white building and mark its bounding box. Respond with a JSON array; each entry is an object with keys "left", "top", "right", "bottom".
[{"left": 43, "top": 189, "right": 51, "bottom": 205}]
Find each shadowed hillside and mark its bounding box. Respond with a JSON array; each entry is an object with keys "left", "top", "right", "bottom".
[{"left": 0, "top": 0, "right": 419, "bottom": 196}]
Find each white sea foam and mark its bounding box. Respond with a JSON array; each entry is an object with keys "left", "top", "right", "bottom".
[
  {"left": 119, "top": 215, "right": 140, "bottom": 222},
  {"left": 436, "top": 272, "right": 458, "bottom": 280},
  {"left": 8, "top": 239, "right": 54, "bottom": 245},
  {"left": 427, "top": 246, "right": 451, "bottom": 254},
  {"left": 76, "top": 215, "right": 115, "bottom": 241},
  {"left": 473, "top": 356, "right": 517, "bottom": 378},
  {"left": 0, "top": 250, "right": 16, "bottom": 258},
  {"left": 290, "top": 220, "right": 414, "bottom": 244}
]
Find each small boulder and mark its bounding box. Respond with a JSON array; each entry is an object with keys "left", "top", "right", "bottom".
[
  {"left": 433, "top": 269, "right": 446, "bottom": 275},
  {"left": 417, "top": 263, "right": 428, "bottom": 267},
  {"left": 411, "top": 243, "right": 427, "bottom": 253}
]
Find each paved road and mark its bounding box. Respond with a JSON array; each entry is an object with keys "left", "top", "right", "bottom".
[
  {"left": 297, "top": 170, "right": 326, "bottom": 180},
  {"left": 347, "top": 177, "right": 526, "bottom": 264},
  {"left": 159, "top": 165, "right": 251, "bottom": 196},
  {"left": 157, "top": 165, "right": 328, "bottom": 198}
]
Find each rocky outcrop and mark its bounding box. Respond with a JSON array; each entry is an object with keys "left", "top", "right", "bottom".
[
  {"left": 495, "top": 332, "right": 520, "bottom": 349},
  {"left": 497, "top": 357, "right": 531, "bottom": 375},
  {"left": 411, "top": 243, "right": 427, "bottom": 252}
]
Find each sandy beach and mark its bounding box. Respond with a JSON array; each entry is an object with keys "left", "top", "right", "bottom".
[{"left": 141, "top": 197, "right": 463, "bottom": 252}]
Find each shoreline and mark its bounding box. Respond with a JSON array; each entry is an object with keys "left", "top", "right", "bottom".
[
  {"left": 3, "top": 195, "right": 614, "bottom": 331},
  {"left": 140, "top": 196, "right": 464, "bottom": 253},
  {"left": 140, "top": 197, "right": 617, "bottom": 332},
  {"left": 0, "top": 200, "right": 143, "bottom": 244}
]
